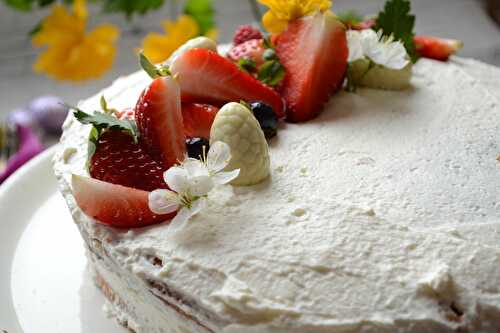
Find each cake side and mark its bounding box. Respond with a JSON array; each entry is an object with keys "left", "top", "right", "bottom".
[{"left": 53, "top": 57, "right": 500, "bottom": 333}]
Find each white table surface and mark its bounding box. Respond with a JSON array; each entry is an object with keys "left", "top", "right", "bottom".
[{"left": 0, "top": 0, "right": 499, "bottom": 117}]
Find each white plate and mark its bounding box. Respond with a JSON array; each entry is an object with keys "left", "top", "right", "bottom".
[{"left": 0, "top": 146, "right": 126, "bottom": 333}]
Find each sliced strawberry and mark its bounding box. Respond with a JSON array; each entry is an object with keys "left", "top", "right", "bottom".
[
  {"left": 89, "top": 131, "right": 166, "bottom": 192},
  {"left": 275, "top": 12, "right": 348, "bottom": 122},
  {"left": 72, "top": 174, "right": 173, "bottom": 228},
  {"left": 170, "top": 48, "right": 285, "bottom": 119},
  {"left": 414, "top": 35, "right": 463, "bottom": 61},
  {"left": 135, "top": 76, "right": 186, "bottom": 169},
  {"left": 227, "top": 39, "right": 265, "bottom": 66},
  {"left": 182, "top": 103, "right": 219, "bottom": 139}
]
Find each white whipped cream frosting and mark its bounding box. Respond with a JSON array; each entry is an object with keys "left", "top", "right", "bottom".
[{"left": 53, "top": 57, "right": 500, "bottom": 333}]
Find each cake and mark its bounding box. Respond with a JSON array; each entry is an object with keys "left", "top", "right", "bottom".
[{"left": 53, "top": 4, "right": 500, "bottom": 333}]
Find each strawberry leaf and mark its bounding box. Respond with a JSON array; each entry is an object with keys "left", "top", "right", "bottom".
[
  {"left": 375, "top": 0, "right": 418, "bottom": 63},
  {"left": 73, "top": 109, "right": 138, "bottom": 140},
  {"left": 139, "top": 52, "right": 171, "bottom": 79},
  {"left": 337, "top": 10, "right": 363, "bottom": 25},
  {"left": 257, "top": 60, "right": 285, "bottom": 87},
  {"left": 237, "top": 58, "right": 257, "bottom": 73}
]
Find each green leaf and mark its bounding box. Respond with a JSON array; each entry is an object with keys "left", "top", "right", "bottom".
[
  {"left": 5, "top": 0, "right": 33, "bottom": 11},
  {"left": 337, "top": 10, "right": 363, "bottom": 25},
  {"left": 184, "top": 0, "right": 216, "bottom": 35},
  {"left": 139, "top": 52, "right": 171, "bottom": 79},
  {"left": 375, "top": 0, "right": 418, "bottom": 63},
  {"left": 237, "top": 58, "right": 257, "bottom": 73},
  {"left": 28, "top": 20, "right": 43, "bottom": 37},
  {"left": 101, "top": 0, "right": 165, "bottom": 19},
  {"left": 72, "top": 107, "right": 139, "bottom": 142},
  {"left": 87, "top": 126, "right": 100, "bottom": 167},
  {"left": 257, "top": 60, "right": 285, "bottom": 87}
]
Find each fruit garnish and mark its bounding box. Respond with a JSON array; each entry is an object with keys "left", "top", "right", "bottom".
[
  {"left": 135, "top": 75, "right": 186, "bottom": 170},
  {"left": 275, "top": 12, "right": 348, "bottom": 122},
  {"left": 185, "top": 137, "right": 210, "bottom": 159},
  {"left": 227, "top": 37, "right": 285, "bottom": 88},
  {"left": 210, "top": 102, "right": 270, "bottom": 186},
  {"left": 170, "top": 48, "right": 285, "bottom": 118},
  {"left": 167, "top": 37, "right": 218, "bottom": 65},
  {"left": 375, "top": 0, "right": 418, "bottom": 62},
  {"left": 182, "top": 103, "right": 219, "bottom": 139},
  {"left": 72, "top": 174, "right": 173, "bottom": 228},
  {"left": 71, "top": 97, "right": 139, "bottom": 162},
  {"left": 228, "top": 39, "right": 266, "bottom": 68},
  {"left": 248, "top": 102, "right": 278, "bottom": 139},
  {"left": 413, "top": 35, "right": 463, "bottom": 62},
  {"left": 233, "top": 25, "right": 263, "bottom": 45},
  {"left": 90, "top": 131, "right": 167, "bottom": 192}
]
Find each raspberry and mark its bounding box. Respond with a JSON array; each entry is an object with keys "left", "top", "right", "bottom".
[{"left": 233, "top": 25, "right": 262, "bottom": 45}]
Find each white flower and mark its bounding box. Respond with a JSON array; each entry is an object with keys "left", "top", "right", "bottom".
[
  {"left": 148, "top": 141, "right": 239, "bottom": 231},
  {"left": 347, "top": 29, "right": 409, "bottom": 70}
]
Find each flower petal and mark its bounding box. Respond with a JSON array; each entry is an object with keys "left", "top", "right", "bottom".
[
  {"left": 168, "top": 198, "right": 206, "bottom": 232},
  {"left": 189, "top": 175, "right": 214, "bottom": 196},
  {"left": 347, "top": 30, "right": 364, "bottom": 62},
  {"left": 207, "top": 141, "right": 231, "bottom": 173},
  {"left": 164, "top": 166, "right": 190, "bottom": 194},
  {"left": 148, "top": 189, "right": 179, "bottom": 215},
  {"left": 168, "top": 207, "right": 191, "bottom": 232},
  {"left": 183, "top": 158, "right": 209, "bottom": 178},
  {"left": 211, "top": 169, "right": 240, "bottom": 185},
  {"left": 262, "top": 10, "right": 289, "bottom": 34}
]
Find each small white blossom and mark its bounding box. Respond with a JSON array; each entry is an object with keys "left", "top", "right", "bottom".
[
  {"left": 148, "top": 141, "right": 239, "bottom": 231},
  {"left": 347, "top": 29, "right": 409, "bottom": 70}
]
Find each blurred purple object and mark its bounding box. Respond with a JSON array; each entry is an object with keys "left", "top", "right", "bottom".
[
  {"left": 29, "top": 95, "right": 69, "bottom": 135},
  {"left": 0, "top": 125, "right": 44, "bottom": 184},
  {"left": 7, "top": 108, "right": 33, "bottom": 127}
]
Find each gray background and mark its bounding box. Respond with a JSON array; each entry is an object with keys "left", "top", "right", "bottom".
[{"left": 0, "top": 0, "right": 499, "bottom": 118}]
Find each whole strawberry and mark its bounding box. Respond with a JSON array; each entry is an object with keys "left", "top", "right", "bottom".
[{"left": 233, "top": 25, "right": 262, "bottom": 45}]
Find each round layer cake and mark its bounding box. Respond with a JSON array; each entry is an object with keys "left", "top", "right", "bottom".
[{"left": 54, "top": 55, "right": 500, "bottom": 332}]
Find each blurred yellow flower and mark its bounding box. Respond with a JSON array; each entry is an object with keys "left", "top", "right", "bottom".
[
  {"left": 259, "top": 0, "right": 332, "bottom": 33},
  {"left": 141, "top": 15, "right": 218, "bottom": 64},
  {"left": 32, "top": 0, "right": 119, "bottom": 81}
]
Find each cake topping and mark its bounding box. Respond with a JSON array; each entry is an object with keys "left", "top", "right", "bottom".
[
  {"left": 72, "top": 174, "right": 173, "bottom": 228},
  {"left": 249, "top": 101, "right": 278, "bottom": 139},
  {"left": 170, "top": 48, "right": 285, "bottom": 118},
  {"left": 233, "top": 25, "right": 263, "bottom": 45},
  {"left": 181, "top": 103, "right": 219, "bottom": 139},
  {"left": 148, "top": 141, "right": 240, "bottom": 231},
  {"left": 414, "top": 36, "right": 464, "bottom": 62},
  {"left": 135, "top": 74, "right": 186, "bottom": 169},
  {"left": 210, "top": 102, "right": 270, "bottom": 186},
  {"left": 274, "top": 11, "right": 348, "bottom": 122}
]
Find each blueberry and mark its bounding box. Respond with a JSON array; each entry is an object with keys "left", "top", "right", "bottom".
[
  {"left": 186, "top": 137, "right": 210, "bottom": 159},
  {"left": 28, "top": 95, "right": 68, "bottom": 135},
  {"left": 249, "top": 102, "right": 278, "bottom": 139}
]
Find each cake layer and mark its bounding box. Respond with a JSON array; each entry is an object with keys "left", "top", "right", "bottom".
[{"left": 53, "top": 57, "right": 500, "bottom": 332}]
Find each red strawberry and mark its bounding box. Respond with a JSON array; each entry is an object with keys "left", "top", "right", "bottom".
[
  {"left": 233, "top": 25, "right": 262, "bottom": 45},
  {"left": 135, "top": 76, "right": 186, "bottom": 169},
  {"left": 170, "top": 48, "right": 285, "bottom": 119},
  {"left": 72, "top": 174, "right": 173, "bottom": 228},
  {"left": 275, "top": 12, "right": 348, "bottom": 122},
  {"left": 116, "top": 107, "right": 135, "bottom": 120},
  {"left": 414, "top": 35, "right": 463, "bottom": 61},
  {"left": 227, "top": 39, "right": 265, "bottom": 66},
  {"left": 182, "top": 103, "right": 219, "bottom": 139},
  {"left": 89, "top": 131, "right": 167, "bottom": 192}
]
